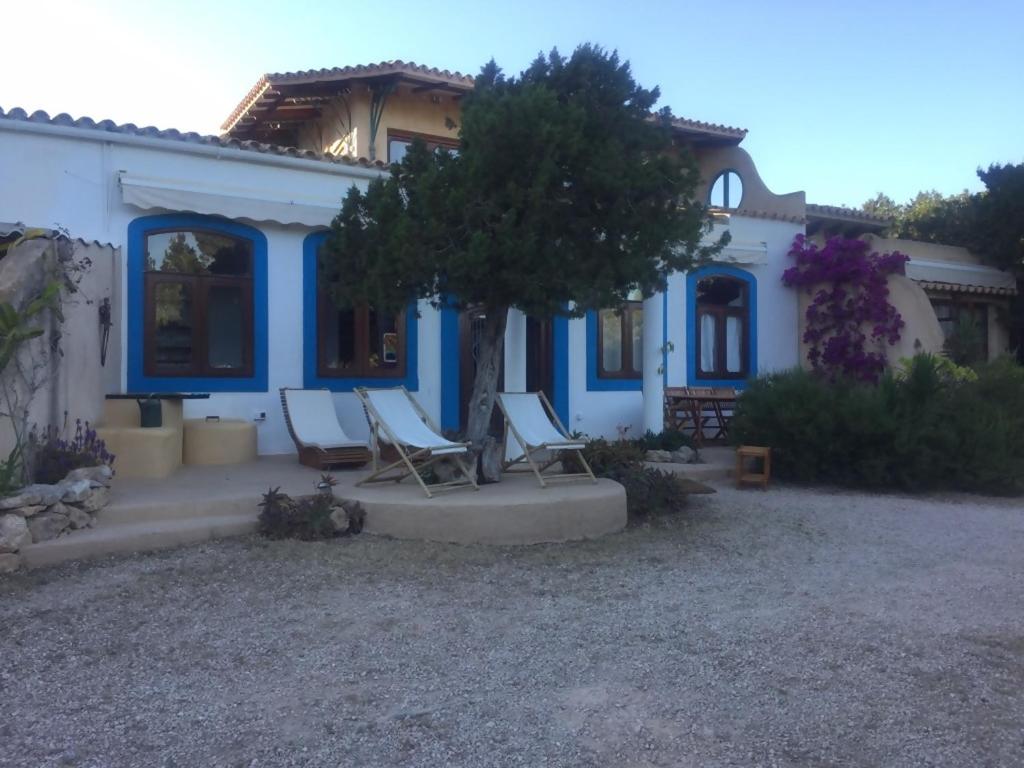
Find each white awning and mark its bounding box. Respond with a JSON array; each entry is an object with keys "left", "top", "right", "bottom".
[
  {"left": 119, "top": 172, "right": 343, "bottom": 227},
  {"left": 906, "top": 258, "right": 1017, "bottom": 296}
]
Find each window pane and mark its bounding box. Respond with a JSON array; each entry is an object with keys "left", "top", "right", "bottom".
[
  {"left": 630, "top": 306, "right": 643, "bottom": 373},
  {"left": 697, "top": 277, "right": 743, "bottom": 307},
  {"left": 322, "top": 305, "right": 357, "bottom": 371},
  {"left": 207, "top": 284, "right": 245, "bottom": 370},
  {"left": 146, "top": 230, "right": 250, "bottom": 275},
  {"left": 153, "top": 282, "right": 193, "bottom": 370},
  {"left": 368, "top": 310, "right": 401, "bottom": 370},
  {"left": 726, "top": 315, "right": 743, "bottom": 373},
  {"left": 600, "top": 309, "right": 622, "bottom": 373},
  {"left": 700, "top": 313, "right": 717, "bottom": 373},
  {"left": 709, "top": 171, "right": 743, "bottom": 209},
  {"left": 389, "top": 139, "right": 411, "bottom": 164}
]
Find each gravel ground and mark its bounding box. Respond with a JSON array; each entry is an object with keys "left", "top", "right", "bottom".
[{"left": 2, "top": 485, "right": 1023, "bottom": 768}]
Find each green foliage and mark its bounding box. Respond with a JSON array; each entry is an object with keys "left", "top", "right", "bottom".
[
  {"left": 942, "top": 314, "right": 987, "bottom": 366},
  {"left": 637, "top": 429, "right": 693, "bottom": 452},
  {"left": 862, "top": 163, "right": 1023, "bottom": 272},
  {"left": 0, "top": 445, "right": 23, "bottom": 497},
  {"left": 580, "top": 438, "right": 689, "bottom": 519},
  {"left": 322, "top": 46, "right": 727, "bottom": 452},
  {"left": 323, "top": 46, "right": 723, "bottom": 319},
  {"left": 731, "top": 356, "right": 1024, "bottom": 494},
  {"left": 0, "top": 281, "right": 60, "bottom": 373},
  {"left": 896, "top": 355, "right": 976, "bottom": 383}
]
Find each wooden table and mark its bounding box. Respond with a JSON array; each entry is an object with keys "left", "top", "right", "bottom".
[{"left": 664, "top": 387, "right": 737, "bottom": 447}]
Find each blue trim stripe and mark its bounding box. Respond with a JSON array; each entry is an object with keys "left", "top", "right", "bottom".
[
  {"left": 302, "top": 231, "right": 419, "bottom": 392},
  {"left": 127, "top": 213, "right": 268, "bottom": 393},
  {"left": 552, "top": 314, "right": 570, "bottom": 425},
  {"left": 685, "top": 264, "right": 757, "bottom": 389},
  {"left": 440, "top": 299, "right": 460, "bottom": 431},
  {"left": 585, "top": 309, "right": 642, "bottom": 391}
]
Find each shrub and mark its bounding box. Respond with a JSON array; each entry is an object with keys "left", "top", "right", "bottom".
[
  {"left": 258, "top": 475, "right": 365, "bottom": 540},
  {"left": 637, "top": 429, "right": 693, "bottom": 452},
  {"left": 30, "top": 419, "right": 115, "bottom": 485},
  {"left": 579, "top": 438, "right": 689, "bottom": 519},
  {"left": 731, "top": 355, "right": 1024, "bottom": 494}
]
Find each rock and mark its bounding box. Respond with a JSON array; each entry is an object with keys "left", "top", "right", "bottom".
[
  {"left": 645, "top": 450, "right": 672, "bottom": 463},
  {"left": 1, "top": 483, "right": 66, "bottom": 509},
  {"left": 0, "top": 514, "right": 31, "bottom": 552},
  {"left": 0, "top": 552, "right": 21, "bottom": 573},
  {"left": 330, "top": 500, "right": 365, "bottom": 535},
  {"left": 63, "top": 465, "right": 113, "bottom": 488},
  {"left": 27, "top": 512, "right": 69, "bottom": 542},
  {"left": 0, "top": 490, "right": 40, "bottom": 509},
  {"left": 11, "top": 504, "right": 46, "bottom": 518},
  {"left": 60, "top": 479, "right": 93, "bottom": 503},
  {"left": 671, "top": 447, "right": 696, "bottom": 464},
  {"left": 79, "top": 487, "right": 110, "bottom": 513},
  {"left": 64, "top": 504, "right": 92, "bottom": 530},
  {"left": 329, "top": 507, "right": 350, "bottom": 534}
]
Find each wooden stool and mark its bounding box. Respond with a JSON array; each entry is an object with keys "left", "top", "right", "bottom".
[{"left": 736, "top": 445, "right": 771, "bottom": 489}]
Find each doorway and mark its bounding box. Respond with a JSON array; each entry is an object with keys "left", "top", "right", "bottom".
[{"left": 525, "top": 316, "right": 554, "bottom": 403}]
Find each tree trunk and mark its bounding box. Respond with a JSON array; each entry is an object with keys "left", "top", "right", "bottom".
[{"left": 464, "top": 305, "right": 509, "bottom": 482}]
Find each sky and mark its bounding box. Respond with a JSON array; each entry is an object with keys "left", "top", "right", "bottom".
[{"left": 4, "top": 0, "right": 1022, "bottom": 208}]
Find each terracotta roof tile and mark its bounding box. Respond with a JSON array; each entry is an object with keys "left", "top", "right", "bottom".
[
  {"left": 223, "top": 59, "right": 746, "bottom": 144},
  {"left": 0, "top": 106, "right": 386, "bottom": 169},
  {"left": 806, "top": 203, "right": 890, "bottom": 225}
]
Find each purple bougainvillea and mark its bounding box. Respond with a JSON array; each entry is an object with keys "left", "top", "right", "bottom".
[{"left": 783, "top": 234, "right": 909, "bottom": 383}]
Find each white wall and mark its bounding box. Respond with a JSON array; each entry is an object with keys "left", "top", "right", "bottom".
[
  {"left": 0, "top": 125, "right": 444, "bottom": 454},
  {"left": 0, "top": 124, "right": 805, "bottom": 452},
  {"left": 569, "top": 214, "right": 803, "bottom": 440}
]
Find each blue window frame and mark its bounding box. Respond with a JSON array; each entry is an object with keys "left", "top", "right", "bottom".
[
  {"left": 686, "top": 265, "right": 757, "bottom": 388},
  {"left": 127, "top": 213, "right": 268, "bottom": 393},
  {"left": 586, "top": 307, "right": 643, "bottom": 392},
  {"left": 302, "top": 231, "right": 418, "bottom": 391}
]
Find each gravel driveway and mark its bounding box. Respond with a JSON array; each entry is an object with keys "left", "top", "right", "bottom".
[{"left": 2, "top": 485, "right": 1023, "bottom": 767}]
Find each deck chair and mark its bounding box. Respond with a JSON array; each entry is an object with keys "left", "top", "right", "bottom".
[
  {"left": 497, "top": 391, "right": 597, "bottom": 488},
  {"left": 355, "top": 386, "right": 478, "bottom": 498},
  {"left": 279, "top": 388, "right": 371, "bottom": 469}
]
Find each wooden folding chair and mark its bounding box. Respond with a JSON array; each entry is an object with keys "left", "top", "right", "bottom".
[
  {"left": 355, "top": 386, "right": 478, "bottom": 498},
  {"left": 497, "top": 391, "right": 597, "bottom": 488}
]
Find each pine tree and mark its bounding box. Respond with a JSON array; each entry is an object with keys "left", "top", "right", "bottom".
[{"left": 322, "top": 45, "right": 723, "bottom": 477}]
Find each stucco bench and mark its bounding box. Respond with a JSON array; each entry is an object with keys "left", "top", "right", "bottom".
[
  {"left": 183, "top": 419, "right": 257, "bottom": 466},
  {"left": 96, "top": 399, "right": 183, "bottom": 479}
]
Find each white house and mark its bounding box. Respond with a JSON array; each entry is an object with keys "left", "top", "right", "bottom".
[{"left": 0, "top": 61, "right": 810, "bottom": 457}]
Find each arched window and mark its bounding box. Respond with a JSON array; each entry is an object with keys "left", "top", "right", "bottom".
[
  {"left": 696, "top": 275, "right": 748, "bottom": 379},
  {"left": 709, "top": 170, "right": 743, "bottom": 210},
  {"left": 142, "top": 226, "right": 254, "bottom": 379}
]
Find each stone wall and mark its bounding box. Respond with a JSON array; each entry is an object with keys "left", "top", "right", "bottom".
[{"left": 0, "top": 465, "right": 112, "bottom": 572}]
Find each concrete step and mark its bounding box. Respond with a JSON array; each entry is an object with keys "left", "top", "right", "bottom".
[
  {"left": 99, "top": 493, "right": 261, "bottom": 525},
  {"left": 20, "top": 513, "right": 257, "bottom": 570}
]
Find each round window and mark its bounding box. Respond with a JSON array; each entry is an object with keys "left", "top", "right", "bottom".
[{"left": 709, "top": 171, "right": 743, "bottom": 210}]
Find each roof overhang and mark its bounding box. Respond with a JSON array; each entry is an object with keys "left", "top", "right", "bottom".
[
  {"left": 806, "top": 203, "right": 890, "bottom": 236},
  {"left": 222, "top": 61, "right": 475, "bottom": 139}
]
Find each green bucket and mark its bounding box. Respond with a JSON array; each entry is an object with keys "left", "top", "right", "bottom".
[{"left": 136, "top": 397, "right": 162, "bottom": 428}]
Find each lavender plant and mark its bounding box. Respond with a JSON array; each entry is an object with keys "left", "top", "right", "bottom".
[{"left": 30, "top": 419, "right": 115, "bottom": 484}]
